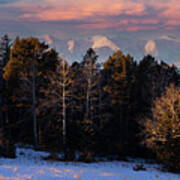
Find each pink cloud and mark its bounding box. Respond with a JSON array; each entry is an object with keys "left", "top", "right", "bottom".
[
  {"left": 118, "top": 26, "right": 158, "bottom": 32},
  {"left": 77, "top": 19, "right": 160, "bottom": 31},
  {"left": 153, "top": 0, "right": 180, "bottom": 18},
  {"left": 18, "top": 0, "right": 145, "bottom": 21},
  {"left": 147, "top": 0, "right": 180, "bottom": 25},
  {"left": 2, "top": 0, "right": 180, "bottom": 32}
]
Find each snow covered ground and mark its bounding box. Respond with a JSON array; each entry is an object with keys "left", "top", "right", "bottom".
[{"left": 0, "top": 147, "right": 179, "bottom": 180}]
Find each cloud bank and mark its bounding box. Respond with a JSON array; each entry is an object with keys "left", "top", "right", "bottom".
[
  {"left": 0, "top": 0, "right": 20, "bottom": 4},
  {"left": 19, "top": 0, "right": 145, "bottom": 21},
  {"left": 0, "top": 0, "right": 180, "bottom": 34}
]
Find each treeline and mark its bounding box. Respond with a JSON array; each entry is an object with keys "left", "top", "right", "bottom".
[{"left": 0, "top": 35, "right": 179, "bottom": 170}]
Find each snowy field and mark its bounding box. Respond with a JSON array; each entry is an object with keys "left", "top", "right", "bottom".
[{"left": 0, "top": 147, "right": 179, "bottom": 180}]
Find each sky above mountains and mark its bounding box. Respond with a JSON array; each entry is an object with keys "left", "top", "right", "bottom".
[{"left": 0, "top": 0, "right": 180, "bottom": 65}]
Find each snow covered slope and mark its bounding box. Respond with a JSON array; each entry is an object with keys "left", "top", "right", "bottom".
[{"left": 0, "top": 147, "right": 179, "bottom": 180}]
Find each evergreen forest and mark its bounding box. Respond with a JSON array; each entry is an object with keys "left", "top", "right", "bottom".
[{"left": 0, "top": 35, "right": 179, "bottom": 172}]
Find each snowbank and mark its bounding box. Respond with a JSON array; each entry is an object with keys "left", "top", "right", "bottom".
[{"left": 0, "top": 147, "right": 179, "bottom": 180}]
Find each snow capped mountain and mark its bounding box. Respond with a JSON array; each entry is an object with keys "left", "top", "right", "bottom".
[
  {"left": 39, "top": 34, "right": 180, "bottom": 65},
  {"left": 158, "top": 35, "right": 180, "bottom": 43},
  {"left": 174, "top": 61, "right": 180, "bottom": 68}
]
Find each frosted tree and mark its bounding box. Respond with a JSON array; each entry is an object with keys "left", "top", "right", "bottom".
[
  {"left": 41, "top": 58, "right": 71, "bottom": 157},
  {"left": 143, "top": 84, "right": 180, "bottom": 171},
  {"left": 82, "top": 48, "right": 99, "bottom": 123}
]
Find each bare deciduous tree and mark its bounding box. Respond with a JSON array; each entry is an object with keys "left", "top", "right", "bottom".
[
  {"left": 40, "top": 58, "right": 71, "bottom": 157},
  {"left": 143, "top": 84, "right": 180, "bottom": 170}
]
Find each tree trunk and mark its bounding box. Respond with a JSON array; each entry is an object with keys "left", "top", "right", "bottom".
[
  {"left": 62, "top": 62, "right": 67, "bottom": 158},
  {"left": 62, "top": 81, "right": 66, "bottom": 151},
  {"left": 0, "top": 60, "right": 3, "bottom": 126},
  {"left": 32, "top": 61, "right": 38, "bottom": 148},
  {"left": 86, "top": 78, "right": 90, "bottom": 121},
  {"left": 98, "top": 72, "right": 102, "bottom": 127},
  {"left": 0, "top": 85, "right": 3, "bottom": 126}
]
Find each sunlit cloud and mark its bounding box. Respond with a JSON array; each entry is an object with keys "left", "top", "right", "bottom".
[{"left": 19, "top": 0, "right": 145, "bottom": 21}]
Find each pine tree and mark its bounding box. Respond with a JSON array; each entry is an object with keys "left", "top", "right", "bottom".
[
  {"left": 137, "top": 55, "right": 180, "bottom": 119},
  {"left": 69, "top": 61, "right": 85, "bottom": 123},
  {"left": 0, "top": 34, "right": 11, "bottom": 126},
  {"left": 0, "top": 34, "right": 15, "bottom": 158},
  {"left": 103, "top": 50, "right": 137, "bottom": 155},
  {"left": 3, "top": 37, "right": 58, "bottom": 147},
  {"left": 79, "top": 49, "right": 101, "bottom": 157}
]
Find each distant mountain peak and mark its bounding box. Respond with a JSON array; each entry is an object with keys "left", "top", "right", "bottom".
[
  {"left": 40, "top": 34, "right": 54, "bottom": 45},
  {"left": 159, "top": 35, "right": 180, "bottom": 43}
]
